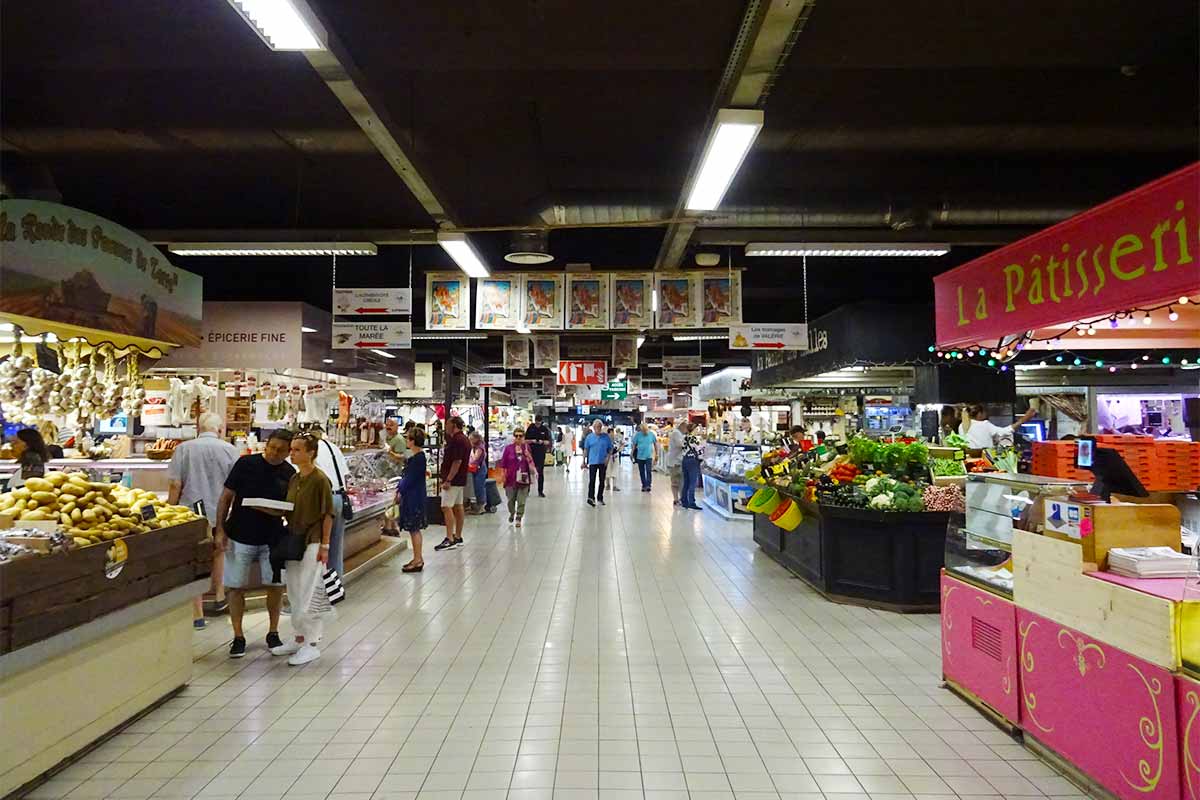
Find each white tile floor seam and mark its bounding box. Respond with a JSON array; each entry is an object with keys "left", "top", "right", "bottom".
[{"left": 28, "top": 464, "right": 1090, "bottom": 800}]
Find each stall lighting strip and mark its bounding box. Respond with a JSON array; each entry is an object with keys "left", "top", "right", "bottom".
[
  {"left": 686, "top": 109, "right": 764, "bottom": 211},
  {"left": 168, "top": 242, "right": 377, "bottom": 256},
  {"left": 437, "top": 231, "right": 490, "bottom": 278},
  {"left": 411, "top": 333, "right": 488, "bottom": 340},
  {"left": 672, "top": 334, "right": 726, "bottom": 341},
  {"left": 746, "top": 242, "right": 951, "bottom": 257}
]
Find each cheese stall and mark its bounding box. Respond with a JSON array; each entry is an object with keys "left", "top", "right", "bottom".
[
  {"left": 0, "top": 200, "right": 212, "bottom": 796},
  {"left": 932, "top": 165, "right": 1200, "bottom": 800}
]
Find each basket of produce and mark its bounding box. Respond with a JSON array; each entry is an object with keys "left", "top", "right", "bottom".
[
  {"left": 746, "top": 486, "right": 782, "bottom": 515},
  {"left": 929, "top": 457, "right": 967, "bottom": 485},
  {"left": 145, "top": 438, "right": 181, "bottom": 460},
  {"left": 769, "top": 497, "right": 803, "bottom": 531}
]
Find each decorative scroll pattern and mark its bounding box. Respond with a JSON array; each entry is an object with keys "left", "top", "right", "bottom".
[
  {"left": 1184, "top": 689, "right": 1199, "bottom": 800},
  {"left": 1120, "top": 665, "right": 1164, "bottom": 794},
  {"left": 1018, "top": 620, "right": 1053, "bottom": 733},
  {"left": 1056, "top": 628, "right": 1107, "bottom": 678},
  {"left": 941, "top": 584, "right": 958, "bottom": 661}
]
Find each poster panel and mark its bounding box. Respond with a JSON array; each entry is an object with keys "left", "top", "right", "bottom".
[
  {"left": 503, "top": 335, "right": 530, "bottom": 370},
  {"left": 476, "top": 275, "right": 523, "bottom": 329},
  {"left": 522, "top": 273, "right": 565, "bottom": 330},
  {"left": 698, "top": 270, "right": 743, "bottom": 325},
  {"left": 610, "top": 272, "right": 654, "bottom": 330},
  {"left": 566, "top": 274, "right": 611, "bottom": 330},
  {"left": 425, "top": 272, "right": 471, "bottom": 331},
  {"left": 532, "top": 335, "right": 560, "bottom": 369},
  {"left": 611, "top": 335, "right": 639, "bottom": 370},
  {"left": 654, "top": 273, "right": 698, "bottom": 329}
]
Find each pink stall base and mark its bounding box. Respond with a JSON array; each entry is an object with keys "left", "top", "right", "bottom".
[
  {"left": 941, "top": 573, "right": 1019, "bottom": 723},
  {"left": 1016, "top": 609, "right": 1181, "bottom": 800},
  {"left": 1090, "top": 572, "right": 1191, "bottom": 602},
  {"left": 1182, "top": 675, "right": 1200, "bottom": 800}
]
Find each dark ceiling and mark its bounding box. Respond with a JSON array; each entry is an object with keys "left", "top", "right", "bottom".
[{"left": 2, "top": 0, "right": 1197, "bottom": 369}]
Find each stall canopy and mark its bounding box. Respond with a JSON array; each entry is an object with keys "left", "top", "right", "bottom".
[
  {"left": 0, "top": 200, "right": 202, "bottom": 358},
  {"left": 934, "top": 163, "right": 1200, "bottom": 349}
]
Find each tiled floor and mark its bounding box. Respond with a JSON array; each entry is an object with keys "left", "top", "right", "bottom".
[{"left": 30, "top": 464, "right": 1084, "bottom": 800}]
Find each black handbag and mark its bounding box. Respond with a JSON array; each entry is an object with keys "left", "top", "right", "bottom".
[
  {"left": 322, "top": 439, "right": 355, "bottom": 522},
  {"left": 268, "top": 531, "right": 307, "bottom": 583}
]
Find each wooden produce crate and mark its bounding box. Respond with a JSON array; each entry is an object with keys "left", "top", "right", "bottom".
[{"left": 0, "top": 519, "right": 210, "bottom": 654}]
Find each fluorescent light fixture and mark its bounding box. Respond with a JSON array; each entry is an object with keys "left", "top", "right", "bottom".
[
  {"left": 746, "top": 242, "right": 951, "bottom": 257},
  {"left": 168, "top": 242, "right": 376, "bottom": 256},
  {"left": 385, "top": 373, "right": 398, "bottom": 378},
  {"left": 412, "top": 333, "right": 488, "bottom": 340},
  {"left": 685, "top": 108, "right": 764, "bottom": 211},
  {"left": 437, "top": 231, "right": 490, "bottom": 278},
  {"left": 370, "top": 349, "right": 396, "bottom": 359},
  {"left": 322, "top": 358, "right": 334, "bottom": 364},
  {"left": 301, "top": 326, "right": 318, "bottom": 333},
  {"left": 672, "top": 334, "right": 726, "bottom": 342},
  {"left": 652, "top": 289, "right": 658, "bottom": 313},
  {"left": 227, "top": 0, "right": 326, "bottom": 51}
]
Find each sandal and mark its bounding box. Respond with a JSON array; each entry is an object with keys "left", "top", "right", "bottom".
[{"left": 402, "top": 561, "right": 424, "bottom": 573}]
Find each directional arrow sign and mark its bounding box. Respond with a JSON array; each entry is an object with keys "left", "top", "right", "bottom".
[
  {"left": 333, "top": 288, "right": 412, "bottom": 316},
  {"left": 557, "top": 360, "right": 607, "bottom": 386},
  {"left": 728, "top": 323, "right": 808, "bottom": 351},
  {"left": 332, "top": 321, "right": 412, "bottom": 349}
]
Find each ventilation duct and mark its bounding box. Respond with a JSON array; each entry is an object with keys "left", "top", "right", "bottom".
[{"left": 504, "top": 229, "right": 553, "bottom": 264}]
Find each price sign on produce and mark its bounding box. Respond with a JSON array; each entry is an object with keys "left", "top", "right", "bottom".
[
  {"left": 333, "top": 287, "right": 412, "bottom": 316},
  {"left": 331, "top": 321, "right": 412, "bottom": 350},
  {"left": 728, "top": 323, "right": 808, "bottom": 350},
  {"left": 557, "top": 360, "right": 607, "bottom": 386}
]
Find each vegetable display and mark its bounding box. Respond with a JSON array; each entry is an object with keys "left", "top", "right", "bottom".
[
  {"left": 943, "top": 432, "right": 970, "bottom": 449},
  {"left": 930, "top": 457, "right": 966, "bottom": 477},
  {"left": 923, "top": 483, "right": 965, "bottom": 512}
]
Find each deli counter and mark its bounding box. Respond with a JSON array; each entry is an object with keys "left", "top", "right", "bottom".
[{"left": 700, "top": 442, "right": 763, "bottom": 521}]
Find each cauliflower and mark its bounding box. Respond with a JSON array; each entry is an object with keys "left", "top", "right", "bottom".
[{"left": 869, "top": 492, "right": 894, "bottom": 510}]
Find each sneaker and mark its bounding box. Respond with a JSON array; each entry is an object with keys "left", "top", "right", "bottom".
[
  {"left": 587, "top": 499, "right": 596, "bottom": 507},
  {"left": 265, "top": 631, "right": 284, "bottom": 650},
  {"left": 270, "top": 639, "right": 302, "bottom": 656},
  {"left": 613, "top": 486, "right": 621, "bottom": 492},
  {"left": 509, "top": 513, "right": 515, "bottom": 523},
  {"left": 193, "top": 618, "right": 206, "bottom": 630},
  {"left": 515, "top": 518, "right": 522, "bottom": 528},
  {"left": 229, "top": 637, "right": 246, "bottom": 658},
  {"left": 434, "top": 537, "right": 455, "bottom": 551},
  {"left": 288, "top": 643, "right": 321, "bottom": 666},
  {"left": 453, "top": 539, "right": 465, "bottom": 549},
  {"left": 598, "top": 499, "right": 606, "bottom": 506}
]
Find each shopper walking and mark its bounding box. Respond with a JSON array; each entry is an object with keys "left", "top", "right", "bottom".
[
  {"left": 666, "top": 422, "right": 686, "bottom": 506},
  {"left": 466, "top": 432, "right": 489, "bottom": 514},
  {"left": 581, "top": 420, "right": 613, "bottom": 507},
  {"left": 270, "top": 434, "right": 334, "bottom": 667},
  {"left": 380, "top": 418, "right": 407, "bottom": 535},
  {"left": 397, "top": 428, "right": 428, "bottom": 573},
  {"left": 524, "top": 415, "right": 552, "bottom": 497},
  {"left": 499, "top": 429, "right": 538, "bottom": 526},
  {"left": 607, "top": 426, "right": 625, "bottom": 492},
  {"left": 680, "top": 425, "right": 704, "bottom": 510},
  {"left": 312, "top": 428, "right": 351, "bottom": 580},
  {"left": 215, "top": 429, "right": 295, "bottom": 658},
  {"left": 167, "top": 412, "right": 238, "bottom": 629},
  {"left": 632, "top": 423, "right": 658, "bottom": 492},
  {"left": 435, "top": 416, "right": 470, "bottom": 551}
]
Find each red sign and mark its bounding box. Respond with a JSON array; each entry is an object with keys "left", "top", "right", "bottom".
[
  {"left": 556, "top": 360, "right": 607, "bottom": 386},
  {"left": 934, "top": 163, "right": 1200, "bottom": 347}
]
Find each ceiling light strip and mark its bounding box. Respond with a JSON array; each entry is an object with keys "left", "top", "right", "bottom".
[
  {"left": 746, "top": 242, "right": 950, "bottom": 257},
  {"left": 686, "top": 109, "right": 764, "bottom": 211},
  {"left": 168, "top": 242, "right": 377, "bottom": 256},
  {"left": 227, "top": 0, "right": 326, "bottom": 51},
  {"left": 437, "top": 231, "right": 490, "bottom": 278}
]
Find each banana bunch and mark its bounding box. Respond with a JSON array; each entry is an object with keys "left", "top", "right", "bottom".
[{"left": 0, "top": 472, "right": 201, "bottom": 548}]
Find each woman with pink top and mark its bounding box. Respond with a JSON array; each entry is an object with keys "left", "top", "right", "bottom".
[{"left": 498, "top": 429, "right": 538, "bottom": 527}]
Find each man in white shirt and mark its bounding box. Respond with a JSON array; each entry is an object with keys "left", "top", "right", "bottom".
[
  {"left": 960, "top": 403, "right": 1038, "bottom": 450},
  {"left": 312, "top": 430, "right": 352, "bottom": 577},
  {"left": 666, "top": 423, "right": 687, "bottom": 506}
]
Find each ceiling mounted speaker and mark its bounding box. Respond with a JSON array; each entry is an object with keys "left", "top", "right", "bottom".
[
  {"left": 505, "top": 230, "right": 554, "bottom": 264},
  {"left": 694, "top": 252, "right": 721, "bottom": 267}
]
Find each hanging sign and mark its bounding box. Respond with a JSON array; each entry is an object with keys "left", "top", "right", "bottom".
[
  {"left": 511, "top": 388, "right": 537, "bottom": 406},
  {"left": 610, "top": 272, "right": 655, "bottom": 330},
  {"left": 532, "top": 335, "right": 560, "bottom": 369},
  {"left": 467, "top": 372, "right": 506, "bottom": 388},
  {"left": 331, "top": 321, "right": 412, "bottom": 349},
  {"left": 476, "top": 276, "right": 523, "bottom": 329},
  {"left": 934, "top": 163, "right": 1200, "bottom": 347},
  {"left": 0, "top": 199, "right": 203, "bottom": 349},
  {"left": 503, "top": 336, "right": 530, "bottom": 369},
  {"left": 698, "top": 270, "right": 743, "bottom": 325},
  {"left": 425, "top": 272, "right": 471, "bottom": 331},
  {"left": 663, "top": 369, "right": 702, "bottom": 385},
  {"left": 600, "top": 379, "right": 628, "bottom": 401},
  {"left": 655, "top": 273, "right": 699, "bottom": 329},
  {"left": 557, "top": 360, "right": 608, "bottom": 386},
  {"left": 139, "top": 378, "right": 171, "bottom": 427},
  {"left": 541, "top": 375, "right": 556, "bottom": 396},
  {"left": 521, "top": 273, "right": 566, "bottom": 330},
  {"left": 566, "top": 274, "right": 611, "bottom": 330},
  {"left": 641, "top": 388, "right": 669, "bottom": 400},
  {"left": 663, "top": 355, "right": 701, "bottom": 370},
  {"left": 611, "top": 335, "right": 638, "bottom": 370},
  {"left": 333, "top": 287, "right": 411, "bottom": 316},
  {"left": 728, "top": 323, "right": 809, "bottom": 350}
]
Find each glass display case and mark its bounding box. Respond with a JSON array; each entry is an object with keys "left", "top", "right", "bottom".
[
  {"left": 0, "top": 457, "right": 172, "bottom": 493},
  {"left": 945, "top": 524, "right": 1014, "bottom": 598},
  {"left": 701, "top": 442, "right": 764, "bottom": 521}
]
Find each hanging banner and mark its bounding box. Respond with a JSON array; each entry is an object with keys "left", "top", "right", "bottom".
[
  {"left": 332, "top": 321, "right": 412, "bottom": 350},
  {"left": 333, "top": 287, "right": 411, "bottom": 316},
  {"left": 476, "top": 275, "right": 523, "bottom": 329},
  {"left": 662, "top": 355, "right": 701, "bottom": 370},
  {"left": 654, "top": 273, "right": 698, "bottom": 329},
  {"left": 729, "top": 323, "right": 808, "bottom": 350},
  {"left": 425, "top": 272, "right": 471, "bottom": 331},
  {"left": 511, "top": 388, "right": 537, "bottom": 406},
  {"left": 663, "top": 369, "right": 702, "bottom": 385},
  {"left": 933, "top": 163, "right": 1200, "bottom": 347},
  {"left": 566, "top": 273, "right": 610, "bottom": 330},
  {"left": 0, "top": 200, "right": 203, "bottom": 349},
  {"left": 162, "top": 302, "right": 304, "bottom": 369},
  {"left": 698, "top": 270, "right": 743, "bottom": 325},
  {"left": 503, "top": 335, "right": 530, "bottom": 370},
  {"left": 541, "top": 375, "right": 557, "bottom": 396},
  {"left": 532, "top": 335, "right": 560, "bottom": 369},
  {"left": 557, "top": 360, "right": 608, "bottom": 386},
  {"left": 467, "top": 372, "right": 506, "bottom": 388},
  {"left": 521, "top": 273, "right": 565, "bottom": 330},
  {"left": 611, "top": 335, "right": 639, "bottom": 370},
  {"left": 610, "top": 272, "right": 655, "bottom": 330}
]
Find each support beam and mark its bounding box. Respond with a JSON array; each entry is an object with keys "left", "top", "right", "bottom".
[
  {"left": 654, "top": 0, "right": 815, "bottom": 270},
  {"left": 305, "top": 2, "right": 456, "bottom": 227}
]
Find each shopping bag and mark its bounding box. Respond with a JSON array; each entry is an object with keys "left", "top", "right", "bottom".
[{"left": 323, "top": 568, "right": 345, "bottom": 605}]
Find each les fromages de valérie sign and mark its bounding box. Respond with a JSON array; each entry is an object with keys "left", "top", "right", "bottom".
[{"left": 933, "top": 163, "right": 1199, "bottom": 347}]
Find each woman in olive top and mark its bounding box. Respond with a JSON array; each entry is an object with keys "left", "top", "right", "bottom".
[{"left": 272, "top": 434, "right": 334, "bottom": 666}]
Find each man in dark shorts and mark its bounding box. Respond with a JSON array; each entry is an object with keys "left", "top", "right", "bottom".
[
  {"left": 524, "top": 415, "right": 552, "bottom": 497},
  {"left": 434, "top": 416, "right": 471, "bottom": 551},
  {"left": 215, "top": 429, "right": 295, "bottom": 658}
]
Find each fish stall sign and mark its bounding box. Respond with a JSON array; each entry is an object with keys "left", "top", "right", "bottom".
[{"left": 332, "top": 321, "right": 412, "bottom": 349}]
